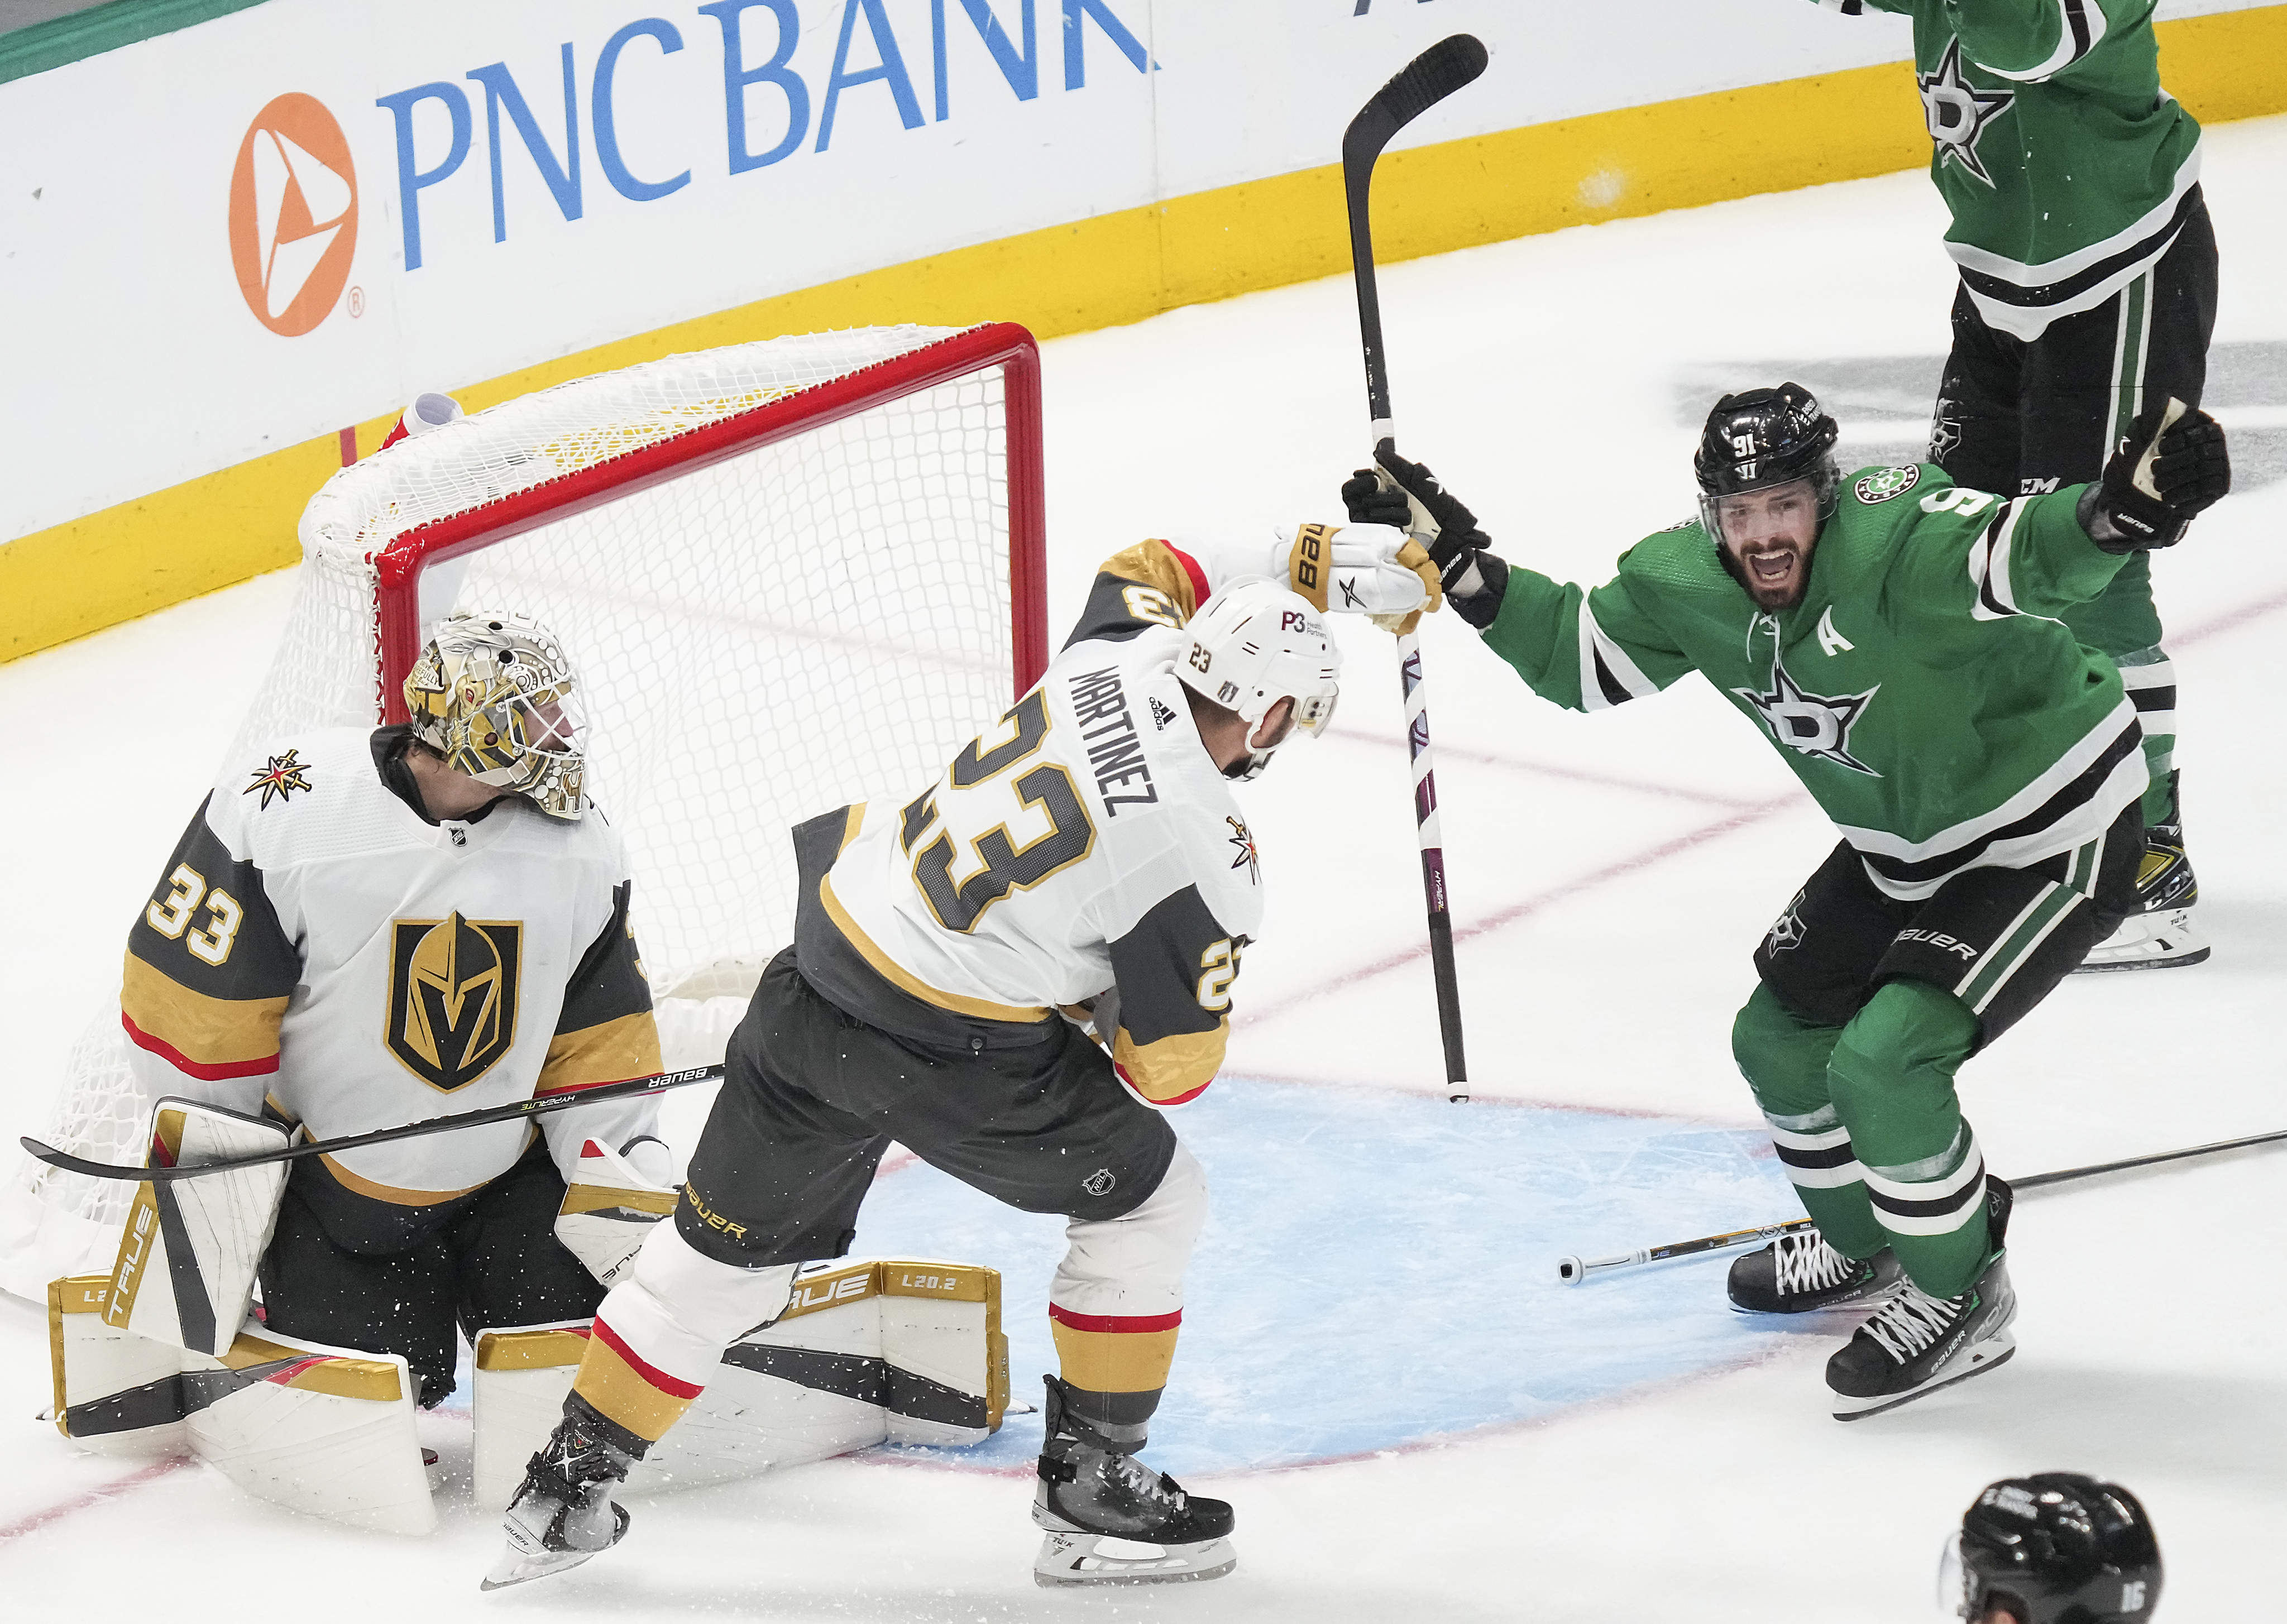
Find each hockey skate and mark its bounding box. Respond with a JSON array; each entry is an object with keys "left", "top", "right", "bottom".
[
  {"left": 2079, "top": 792, "right": 2208, "bottom": 972},
  {"left": 1728, "top": 1230, "right": 1905, "bottom": 1314},
  {"left": 1032, "top": 1376, "right": 1236, "bottom": 1588},
  {"left": 1827, "top": 1178, "right": 2015, "bottom": 1421},
  {"left": 482, "top": 1406, "right": 637, "bottom": 1591}
]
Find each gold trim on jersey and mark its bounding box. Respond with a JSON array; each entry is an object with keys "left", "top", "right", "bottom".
[
  {"left": 1050, "top": 1321, "right": 1181, "bottom": 1394},
  {"left": 817, "top": 873, "right": 1050, "bottom": 1024},
  {"left": 119, "top": 952, "right": 287, "bottom": 1066},
  {"left": 539, "top": 1010, "right": 663, "bottom": 1095},
  {"left": 318, "top": 1152, "right": 498, "bottom": 1208},
  {"left": 1111, "top": 1019, "right": 1228, "bottom": 1106},
  {"left": 1099, "top": 539, "right": 1200, "bottom": 620}
]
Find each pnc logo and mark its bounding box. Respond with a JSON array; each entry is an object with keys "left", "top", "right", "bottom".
[{"left": 228, "top": 93, "right": 357, "bottom": 337}]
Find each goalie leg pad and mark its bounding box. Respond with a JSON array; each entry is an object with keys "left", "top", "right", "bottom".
[{"left": 106, "top": 1099, "right": 290, "bottom": 1358}]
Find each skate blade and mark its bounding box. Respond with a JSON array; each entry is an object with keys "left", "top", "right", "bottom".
[
  {"left": 1831, "top": 1337, "right": 2016, "bottom": 1422},
  {"left": 1033, "top": 1531, "right": 1237, "bottom": 1588},
  {"left": 481, "top": 1543, "right": 598, "bottom": 1592},
  {"left": 2074, "top": 911, "right": 2208, "bottom": 973}
]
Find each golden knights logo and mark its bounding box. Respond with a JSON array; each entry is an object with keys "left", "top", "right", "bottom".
[{"left": 385, "top": 913, "right": 522, "bottom": 1090}]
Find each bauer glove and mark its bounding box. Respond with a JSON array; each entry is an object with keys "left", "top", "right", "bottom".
[
  {"left": 1283, "top": 523, "right": 1444, "bottom": 634},
  {"left": 2079, "top": 397, "right": 2231, "bottom": 553}
]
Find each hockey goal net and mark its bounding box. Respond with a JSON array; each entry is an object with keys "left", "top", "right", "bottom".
[{"left": 5, "top": 324, "right": 1045, "bottom": 1293}]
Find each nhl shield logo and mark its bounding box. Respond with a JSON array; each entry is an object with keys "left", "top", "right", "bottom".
[
  {"left": 385, "top": 913, "right": 522, "bottom": 1090},
  {"left": 1081, "top": 1168, "right": 1117, "bottom": 1197}
]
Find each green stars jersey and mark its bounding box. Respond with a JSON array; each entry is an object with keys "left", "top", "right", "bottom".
[
  {"left": 1821, "top": 0, "right": 2202, "bottom": 338},
  {"left": 1477, "top": 465, "right": 2148, "bottom": 899}
]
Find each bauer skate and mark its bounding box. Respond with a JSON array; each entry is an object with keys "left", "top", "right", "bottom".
[
  {"left": 2078, "top": 784, "right": 2208, "bottom": 972},
  {"left": 1728, "top": 1230, "right": 1905, "bottom": 1314},
  {"left": 1032, "top": 1375, "right": 1236, "bottom": 1588},
  {"left": 483, "top": 1405, "right": 637, "bottom": 1591},
  {"left": 1827, "top": 1178, "right": 2015, "bottom": 1421}
]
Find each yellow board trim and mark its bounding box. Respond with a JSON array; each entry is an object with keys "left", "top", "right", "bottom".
[{"left": 7, "top": 6, "right": 2283, "bottom": 665}]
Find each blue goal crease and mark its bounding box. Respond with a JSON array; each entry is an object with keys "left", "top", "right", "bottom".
[{"left": 844, "top": 1075, "right": 1803, "bottom": 1478}]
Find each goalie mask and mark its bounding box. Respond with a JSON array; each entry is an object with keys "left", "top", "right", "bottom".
[
  {"left": 1939, "top": 1474, "right": 2160, "bottom": 1624},
  {"left": 403, "top": 611, "right": 587, "bottom": 820},
  {"left": 1174, "top": 579, "right": 1341, "bottom": 780}
]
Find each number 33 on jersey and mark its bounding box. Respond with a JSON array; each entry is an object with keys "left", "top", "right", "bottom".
[{"left": 791, "top": 539, "right": 1302, "bottom": 1109}]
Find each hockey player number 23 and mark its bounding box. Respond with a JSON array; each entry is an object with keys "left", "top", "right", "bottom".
[
  {"left": 146, "top": 863, "right": 245, "bottom": 966},
  {"left": 903, "top": 692, "right": 1099, "bottom": 934}
]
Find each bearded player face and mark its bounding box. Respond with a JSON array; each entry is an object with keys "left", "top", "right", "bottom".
[{"left": 1714, "top": 478, "right": 1821, "bottom": 611}]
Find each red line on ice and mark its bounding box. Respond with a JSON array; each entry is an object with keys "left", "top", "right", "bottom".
[{"left": 0, "top": 1457, "right": 192, "bottom": 1544}]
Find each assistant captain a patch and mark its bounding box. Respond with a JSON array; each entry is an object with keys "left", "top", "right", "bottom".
[
  {"left": 385, "top": 913, "right": 523, "bottom": 1091},
  {"left": 1733, "top": 653, "right": 1882, "bottom": 777}
]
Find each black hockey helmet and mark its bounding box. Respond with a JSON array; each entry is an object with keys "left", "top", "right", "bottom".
[
  {"left": 1693, "top": 383, "right": 1840, "bottom": 542},
  {"left": 1942, "top": 1474, "right": 2161, "bottom": 1623}
]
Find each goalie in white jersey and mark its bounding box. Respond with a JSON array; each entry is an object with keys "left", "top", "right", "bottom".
[
  {"left": 118, "top": 612, "right": 672, "bottom": 1407},
  {"left": 493, "top": 530, "right": 1432, "bottom": 1591}
]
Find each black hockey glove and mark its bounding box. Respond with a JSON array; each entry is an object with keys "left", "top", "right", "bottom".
[
  {"left": 2079, "top": 397, "right": 2231, "bottom": 553},
  {"left": 1338, "top": 450, "right": 1493, "bottom": 582},
  {"left": 1338, "top": 451, "right": 1507, "bottom": 628}
]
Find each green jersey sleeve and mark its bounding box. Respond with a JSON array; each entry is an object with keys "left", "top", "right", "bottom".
[
  {"left": 1881, "top": 476, "right": 2128, "bottom": 625},
  {"left": 1944, "top": 0, "right": 2147, "bottom": 84},
  {"left": 1477, "top": 548, "right": 1698, "bottom": 713}
]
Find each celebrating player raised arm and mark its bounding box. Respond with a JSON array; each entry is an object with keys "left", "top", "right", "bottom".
[
  {"left": 1334, "top": 384, "right": 2227, "bottom": 1419},
  {"left": 1805, "top": 0, "right": 2218, "bottom": 968},
  {"left": 490, "top": 537, "right": 1345, "bottom": 1591},
  {"left": 118, "top": 612, "right": 673, "bottom": 1408}
]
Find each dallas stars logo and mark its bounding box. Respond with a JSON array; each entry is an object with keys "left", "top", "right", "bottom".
[
  {"left": 1917, "top": 37, "right": 2014, "bottom": 188},
  {"left": 1733, "top": 653, "right": 1882, "bottom": 776},
  {"left": 1226, "top": 815, "right": 1259, "bottom": 884},
  {"left": 243, "top": 748, "right": 314, "bottom": 808}
]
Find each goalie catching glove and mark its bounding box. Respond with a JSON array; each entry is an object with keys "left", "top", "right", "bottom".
[
  {"left": 2080, "top": 396, "right": 2231, "bottom": 552},
  {"left": 1339, "top": 452, "right": 1509, "bottom": 628}
]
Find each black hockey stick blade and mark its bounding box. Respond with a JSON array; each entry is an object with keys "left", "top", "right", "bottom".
[
  {"left": 1342, "top": 34, "right": 1489, "bottom": 440},
  {"left": 20, "top": 1062, "right": 725, "bottom": 1184}
]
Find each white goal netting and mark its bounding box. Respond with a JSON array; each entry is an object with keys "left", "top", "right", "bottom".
[{"left": 4, "top": 325, "right": 1037, "bottom": 1295}]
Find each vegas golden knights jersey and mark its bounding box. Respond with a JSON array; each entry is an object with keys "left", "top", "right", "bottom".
[
  {"left": 795, "top": 540, "right": 1269, "bottom": 1109},
  {"left": 121, "top": 727, "right": 663, "bottom": 1204}
]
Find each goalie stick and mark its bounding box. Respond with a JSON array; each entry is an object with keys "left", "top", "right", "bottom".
[
  {"left": 1342, "top": 32, "right": 1489, "bottom": 1104},
  {"left": 1554, "top": 1122, "right": 2287, "bottom": 1284},
  {"left": 20, "top": 1063, "right": 725, "bottom": 1184}
]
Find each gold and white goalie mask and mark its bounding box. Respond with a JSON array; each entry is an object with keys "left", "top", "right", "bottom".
[{"left": 404, "top": 611, "right": 587, "bottom": 820}]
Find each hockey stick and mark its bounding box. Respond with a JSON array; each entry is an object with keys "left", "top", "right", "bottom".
[
  {"left": 1554, "top": 1123, "right": 2287, "bottom": 1284},
  {"left": 1341, "top": 33, "right": 1488, "bottom": 1105},
  {"left": 18, "top": 1062, "right": 726, "bottom": 1184}
]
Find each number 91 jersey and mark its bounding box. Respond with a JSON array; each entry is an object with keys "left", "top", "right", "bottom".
[{"left": 792, "top": 541, "right": 1266, "bottom": 1110}]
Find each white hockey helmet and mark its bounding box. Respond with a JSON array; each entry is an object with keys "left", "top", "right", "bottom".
[
  {"left": 1173, "top": 578, "right": 1342, "bottom": 780},
  {"left": 403, "top": 610, "right": 587, "bottom": 820}
]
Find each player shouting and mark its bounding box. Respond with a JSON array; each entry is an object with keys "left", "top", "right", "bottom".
[
  {"left": 119, "top": 611, "right": 672, "bottom": 1408},
  {"left": 489, "top": 535, "right": 1407, "bottom": 1589},
  {"left": 1335, "top": 385, "right": 2227, "bottom": 1417}
]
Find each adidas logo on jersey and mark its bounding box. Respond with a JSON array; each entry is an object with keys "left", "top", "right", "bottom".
[{"left": 1150, "top": 697, "right": 1178, "bottom": 731}]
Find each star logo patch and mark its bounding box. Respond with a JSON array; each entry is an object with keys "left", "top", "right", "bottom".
[
  {"left": 243, "top": 748, "right": 314, "bottom": 808},
  {"left": 1917, "top": 37, "right": 2015, "bottom": 188},
  {"left": 1733, "top": 653, "right": 1882, "bottom": 776},
  {"left": 1226, "top": 815, "right": 1260, "bottom": 884}
]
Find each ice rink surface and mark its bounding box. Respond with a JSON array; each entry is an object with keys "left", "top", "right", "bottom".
[{"left": 5, "top": 113, "right": 2285, "bottom": 1621}]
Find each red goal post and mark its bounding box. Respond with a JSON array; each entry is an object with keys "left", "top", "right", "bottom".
[{"left": 4, "top": 324, "right": 1046, "bottom": 1293}]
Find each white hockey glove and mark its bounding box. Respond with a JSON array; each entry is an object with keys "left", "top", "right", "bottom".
[{"left": 1278, "top": 522, "right": 1444, "bottom": 634}]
